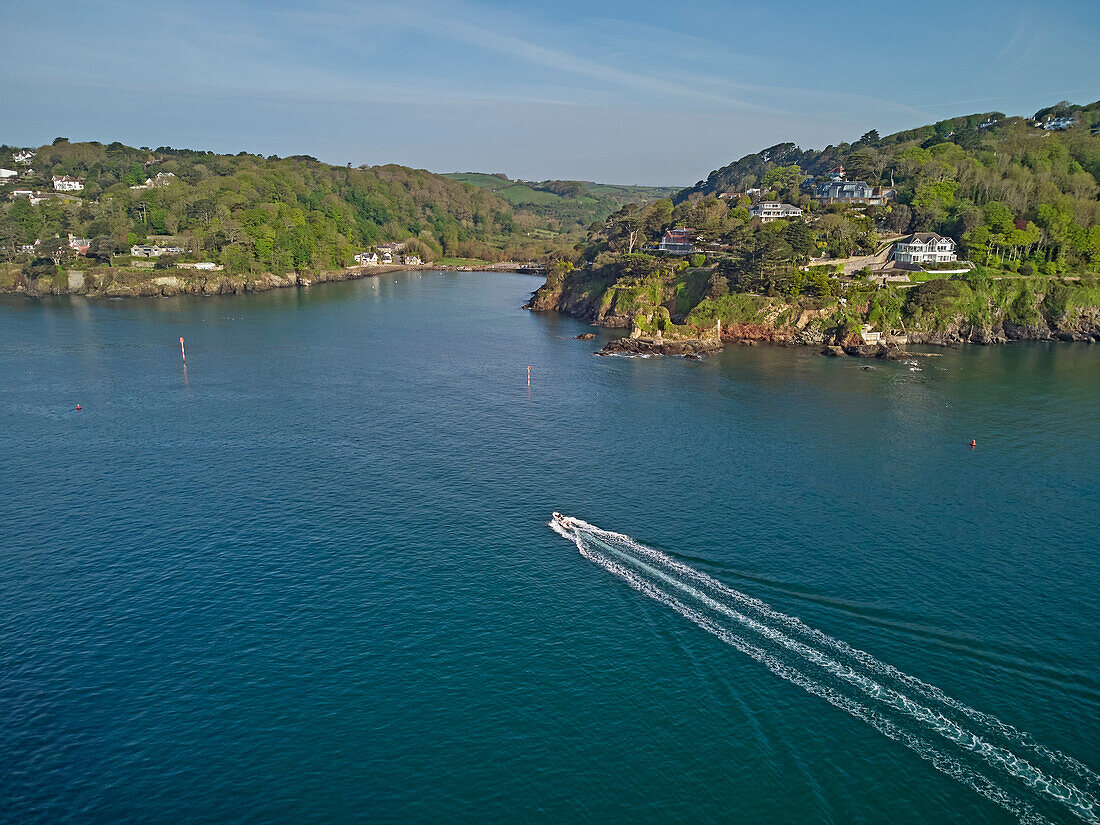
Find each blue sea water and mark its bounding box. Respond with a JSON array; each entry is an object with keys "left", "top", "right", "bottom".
[{"left": 1, "top": 271, "right": 1097, "bottom": 824}]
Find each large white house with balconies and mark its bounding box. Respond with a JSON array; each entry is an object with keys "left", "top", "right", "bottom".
[
  {"left": 892, "top": 233, "right": 957, "bottom": 264},
  {"left": 749, "top": 202, "right": 803, "bottom": 222},
  {"left": 52, "top": 175, "right": 84, "bottom": 192}
]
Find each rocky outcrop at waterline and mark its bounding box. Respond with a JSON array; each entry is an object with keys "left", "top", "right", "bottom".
[
  {"left": 527, "top": 262, "right": 1100, "bottom": 352},
  {"left": 598, "top": 336, "right": 723, "bottom": 357}
]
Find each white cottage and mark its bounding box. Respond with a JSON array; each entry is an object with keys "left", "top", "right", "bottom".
[
  {"left": 52, "top": 175, "right": 84, "bottom": 192},
  {"left": 749, "top": 202, "right": 803, "bottom": 222}
]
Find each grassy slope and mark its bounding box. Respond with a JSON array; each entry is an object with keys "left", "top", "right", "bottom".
[{"left": 442, "top": 173, "right": 680, "bottom": 231}]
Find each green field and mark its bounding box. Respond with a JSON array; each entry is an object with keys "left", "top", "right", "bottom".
[
  {"left": 442, "top": 172, "right": 680, "bottom": 232},
  {"left": 436, "top": 257, "right": 491, "bottom": 266}
]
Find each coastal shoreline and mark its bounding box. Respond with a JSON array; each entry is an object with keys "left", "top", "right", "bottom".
[
  {"left": 526, "top": 284, "right": 1100, "bottom": 356},
  {"left": 0, "top": 263, "right": 543, "bottom": 300}
]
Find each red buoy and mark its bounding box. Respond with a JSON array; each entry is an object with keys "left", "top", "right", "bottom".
[
  {"left": 970, "top": 439, "right": 977, "bottom": 448},
  {"left": 76, "top": 404, "right": 82, "bottom": 411}
]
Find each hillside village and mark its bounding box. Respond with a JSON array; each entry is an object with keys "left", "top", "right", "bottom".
[
  {"left": 0, "top": 147, "right": 441, "bottom": 273},
  {"left": 0, "top": 138, "right": 566, "bottom": 295},
  {"left": 2, "top": 100, "right": 1098, "bottom": 304},
  {"left": 648, "top": 164, "right": 966, "bottom": 283},
  {"left": 529, "top": 100, "right": 1100, "bottom": 350}
]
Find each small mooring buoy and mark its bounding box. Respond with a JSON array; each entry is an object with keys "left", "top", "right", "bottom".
[
  {"left": 76, "top": 404, "right": 82, "bottom": 411},
  {"left": 971, "top": 439, "right": 977, "bottom": 448}
]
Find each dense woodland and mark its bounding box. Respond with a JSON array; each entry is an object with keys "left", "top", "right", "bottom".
[
  {"left": 533, "top": 101, "right": 1100, "bottom": 337},
  {"left": 556, "top": 101, "right": 1100, "bottom": 300},
  {"left": 0, "top": 139, "right": 562, "bottom": 275},
  {"left": 676, "top": 100, "right": 1100, "bottom": 272}
]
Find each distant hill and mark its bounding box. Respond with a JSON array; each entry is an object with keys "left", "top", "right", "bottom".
[
  {"left": 443, "top": 172, "right": 678, "bottom": 231},
  {"left": 677, "top": 99, "right": 1100, "bottom": 206},
  {"left": 0, "top": 140, "right": 569, "bottom": 272}
]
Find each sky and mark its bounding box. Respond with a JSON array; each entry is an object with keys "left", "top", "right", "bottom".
[{"left": 3, "top": 0, "right": 1099, "bottom": 185}]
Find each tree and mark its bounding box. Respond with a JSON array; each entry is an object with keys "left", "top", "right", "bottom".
[
  {"left": 606, "top": 206, "right": 646, "bottom": 254},
  {"left": 845, "top": 148, "right": 885, "bottom": 182},
  {"left": 704, "top": 272, "right": 729, "bottom": 298},
  {"left": 982, "top": 201, "right": 1015, "bottom": 234},
  {"left": 784, "top": 221, "right": 816, "bottom": 259},
  {"left": 8, "top": 198, "right": 41, "bottom": 243},
  {"left": 23, "top": 257, "right": 57, "bottom": 280},
  {"left": 39, "top": 237, "right": 69, "bottom": 266},
  {"left": 0, "top": 216, "right": 18, "bottom": 260},
  {"left": 762, "top": 164, "right": 804, "bottom": 191},
  {"left": 884, "top": 204, "right": 912, "bottom": 234},
  {"left": 88, "top": 236, "right": 119, "bottom": 264}
]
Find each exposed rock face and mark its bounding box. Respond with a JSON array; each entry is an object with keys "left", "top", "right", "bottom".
[
  {"left": 598, "top": 336, "right": 723, "bottom": 357},
  {"left": 574, "top": 332, "right": 596, "bottom": 340},
  {"left": 904, "top": 314, "right": 1100, "bottom": 345},
  {"left": 720, "top": 323, "right": 795, "bottom": 344},
  {"left": 529, "top": 265, "right": 1100, "bottom": 352},
  {"left": 822, "top": 344, "right": 914, "bottom": 360}
]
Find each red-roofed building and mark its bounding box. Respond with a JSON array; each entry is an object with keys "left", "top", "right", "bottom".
[{"left": 657, "top": 229, "right": 697, "bottom": 254}]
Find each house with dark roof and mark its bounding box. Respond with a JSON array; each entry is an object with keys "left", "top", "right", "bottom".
[
  {"left": 812, "top": 181, "right": 896, "bottom": 205},
  {"left": 891, "top": 233, "right": 957, "bottom": 264}
]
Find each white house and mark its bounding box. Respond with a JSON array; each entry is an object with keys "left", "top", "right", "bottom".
[
  {"left": 10, "top": 189, "right": 34, "bottom": 200},
  {"left": 354, "top": 251, "right": 379, "bottom": 265},
  {"left": 380, "top": 250, "right": 393, "bottom": 264},
  {"left": 13, "top": 150, "right": 35, "bottom": 164},
  {"left": 1041, "top": 116, "right": 1075, "bottom": 131},
  {"left": 130, "top": 244, "right": 185, "bottom": 257},
  {"left": 892, "top": 233, "right": 957, "bottom": 264},
  {"left": 749, "top": 202, "right": 803, "bottom": 222},
  {"left": 404, "top": 255, "right": 422, "bottom": 266},
  {"left": 52, "top": 175, "right": 84, "bottom": 192},
  {"left": 0, "top": 168, "right": 18, "bottom": 179},
  {"left": 813, "top": 180, "right": 895, "bottom": 205}
]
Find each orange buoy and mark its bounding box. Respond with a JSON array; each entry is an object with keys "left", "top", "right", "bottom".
[{"left": 970, "top": 439, "right": 977, "bottom": 447}]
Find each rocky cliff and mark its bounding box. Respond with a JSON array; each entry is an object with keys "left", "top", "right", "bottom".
[{"left": 527, "top": 264, "right": 1100, "bottom": 349}]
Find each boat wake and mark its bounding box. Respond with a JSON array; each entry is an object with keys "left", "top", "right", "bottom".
[{"left": 549, "top": 514, "right": 1099, "bottom": 825}]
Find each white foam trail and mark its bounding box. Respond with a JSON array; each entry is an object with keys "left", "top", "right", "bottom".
[
  {"left": 551, "top": 516, "right": 1099, "bottom": 824},
  {"left": 571, "top": 517, "right": 1100, "bottom": 793}
]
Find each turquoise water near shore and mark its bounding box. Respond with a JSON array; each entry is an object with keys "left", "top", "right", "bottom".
[{"left": 1, "top": 272, "right": 1097, "bottom": 824}]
